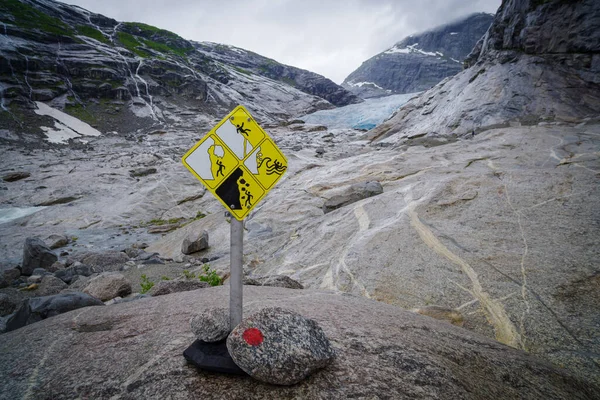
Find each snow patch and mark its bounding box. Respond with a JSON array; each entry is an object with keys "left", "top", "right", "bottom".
[
  {"left": 384, "top": 43, "right": 440, "bottom": 57},
  {"left": 450, "top": 32, "right": 459, "bottom": 35},
  {"left": 451, "top": 58, "right": 461, "bottom": 63},
  {"left": 347, "top": 81, "right": 385, "bottom": 90},
  {"left": 34, "top": 101, "right": 101, "bottom": 143}
]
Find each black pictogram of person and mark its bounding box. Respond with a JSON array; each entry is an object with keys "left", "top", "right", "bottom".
[
  {"left": 216, "top": 159, "right": 225, "bottom": 177},
  {"left": 236, "top": 122, "right": 251, "bottom": 136},
  {"left": 239, "top": 179, "right": 253, "bottom": 208}
]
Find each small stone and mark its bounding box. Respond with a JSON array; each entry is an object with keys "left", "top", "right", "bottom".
[
  {"left": 244, "top": 275, "right": 304, "bottom": 289},
  {"left": 22, "top": 238, "right": 58, "bottom": 275},
  {"left": 190, "top": 307, "right": 231, "bottom": 342},
  {"left": 227, "top": 307, "right": 335, "bottom": 385},
  {"left": 36, "top": 275, "right": 68, "bottom": 297},
  {"left": 181, "top": 230, "right": 209, "bottom": 255},
  {"left": 148, "top": 280, "right": 209, "bottom": 296},
  {"left": 46, "top": 234, "right": 69, "bottom": 250},
  {"left": 27, "top": 275, "right": 43, "bottom": 284},
  {"left": 315, "top": 147, "right": 325, "bottom": 156},
  {"left": 83, "top": 272, "right": 132, "bottom": 302},
  {"left": 47, "top": 261, "right": 65, "bottom": 273},
  {"left": 31, "top": 268, "right": 52, "bottom": 277}
]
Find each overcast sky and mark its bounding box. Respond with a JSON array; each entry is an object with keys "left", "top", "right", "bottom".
[{"left": 65, "top": 0, "right": 501, "bottom": 84}]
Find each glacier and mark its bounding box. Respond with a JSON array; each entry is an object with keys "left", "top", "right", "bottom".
[{"left": 301, "top": 93, "right": 419, "bottom": 130}]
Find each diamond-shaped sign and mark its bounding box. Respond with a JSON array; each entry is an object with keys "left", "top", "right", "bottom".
[{"left": 182, "top": 105, "right": 288, "bottom": 220}]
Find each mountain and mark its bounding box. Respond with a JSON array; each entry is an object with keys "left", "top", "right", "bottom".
[
  {"left": 342, "top": 13, "right": 494, "bottom": 98},
  {"left": 367, "top": 0, "right": 600, "bottom": 143},
  {"left": 0, "top": 0, "right": 358, "bottom": 140}
]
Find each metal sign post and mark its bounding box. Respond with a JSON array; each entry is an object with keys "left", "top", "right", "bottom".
[{"left": 229, "top": 218, "right": 244, "bottom": 328}]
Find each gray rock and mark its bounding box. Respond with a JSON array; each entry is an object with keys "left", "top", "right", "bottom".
[
  {"left": 129, "top": 167, "right": 157, "bottom": 177},
  {"left": 46, "top": 234, "right": 69, "bottom": 249},
  {"left": 0, "top": 290, "right": 24, "bottom": 317},
  {"left": 22, "top": 237, "right": 58, "bottom": 276},
  {"left": 47, "top": 261, "right": 65, "bottom": 273},
  {"left": 2, "top": 171, "right": 31, "bottom": 182},
  {"left": 80, "top": 252, "right": 129, "bottom": 271},
  {"left": 181, "top": 230, "right": 209, "bottom": 255},
  {"left": 0, "top": 275, "right": 6, "bottom": 289},
  {"left": 147, "top": 280, "right": 209, "bottom": 296},
  {"left": 113, "top": 293, "right": 150, "bottom": 304},
  {"left": 189, "top": 307, "right": 230, "bottom": 342},
  {"left": 2, "top": 268, "right": 20, "bottom": 284},
  {"left": 27, "top": 275, "right": 43, "bottom": 284},
  {"left": 315, "top": 146, "right": 325, "bottom": 155},
  {"left": 83, "top": 273, "right": 132, "bottom": 302},
  {"left": 0, "top": 287, "right": 596, "bottom": 398},
  {"left": 67, "top": 275, "right": 91, "bottom": 291},
  {"left": 3, "top": 292, "right": 104, "bottom": 333},
  {"left": 54, "top": 263, "right": 97, "bottom": 284},
  {"left": 31, "top": 268, "right": 52, "bottom": 277},
  {"left": 227, "top": 307, "right": 335, "bottom": 385},
  {"left": 36, "top": 275, "right": 68, "bottom": 297},
  {"left": 322, "top": 181, "right": 383, "bottom": 213},
  {"left": 244, "top": 275, "right": 304, "bottom": 289}
]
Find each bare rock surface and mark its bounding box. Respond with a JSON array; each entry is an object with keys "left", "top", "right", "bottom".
[
  {"left": 190, "top": 307, "right": 230, "bottom": 342},
  {"left": 35, "top": 275, "right": 68, "bottom": 297},
  {"left": 0, "top": 287, "right": 596, "bottom": 398},
  {"left": 322, "top": 181, "right": 383, "bottom": 213},
  {"left": 82, "top": 272, "right": 132, "bottom": 302},
  {"left": 227, "top": 307, "right": 335, "bottom": 385}
]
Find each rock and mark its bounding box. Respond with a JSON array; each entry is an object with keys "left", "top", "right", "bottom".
[
  {"left": 0, "top": 289, "right": 24, "bottom": 317},
  {"left": 227, "top": 307, "right": 336, "bottom": 385},
  {"left": 36, "top": 275, "right": 68, "bottom": 297},
  {"left": 113, "top": 293, "right": 149, "bottom": 304},
  {"left": 2, "top": 171, "right": 31, "bottom": 182},
  {"left": 315, "top": 146, "right": 325, "bottom": 156},
  {"left": 3, "top": 292, "right": 104, "bottom": 333},
  {"left": 67, "top": 275, "right": 91, "bottom": 291},
  {"left": 54, "top": 263, "right": 97, "bottom": 284},
  {"left": 322, "top": 181, "right": 383, "bottom": 213},
  {"left": 0, "top": 287, "right": 596, "bottom": 397},
  {"left": 147, "top": 223, "right": 179, "bottom": 234},
  {"left": 82, "top": 273, "right": 132, "bottom": 302},
  {"left": 34, "top": 196, "right": 79, "bottom": 206},
  {"left": 189, "top": 307, "right": 230, "bottom": 342},
  {"left": 80, "top": 251, "right": 129, "bottom": 271},
  {"left": 31, "top": 268, "right": 52, "bottom": 277},
  {"left": 46, "top": 234, "right": 69, "bottom": 249},
  {"left": 244, "top": 275, "right": 304, "bottom": 289},
  {"left": 47, "top": 261, "right": 65, "bottom": 273},
  {"left": 2, "top": 268, "right": 21, "bottom": 284},
  {"left": 27, "top": 275, "right": 43, "bottom": 284},
  {"left": 0, "top": 275, "right": 6, "bottom": 289},
  {"left": 148, "top": 280, "right": 209, "bottom": 297},
  {"left": 411, "top": 306, "right": 464, "bottom": 327},
  {"left": 22, "top": 237, "right": 58, "bottom": 275},
  {"left": 129, "top": 167, "right": 157, "bottom": 177},
  {"left": 181, "top": 230, "right": 209, "bottom": 255}
]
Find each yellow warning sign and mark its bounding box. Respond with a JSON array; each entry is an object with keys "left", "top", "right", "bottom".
[{"left": 182, "top": 105, "right": 287, "bottom": 220}]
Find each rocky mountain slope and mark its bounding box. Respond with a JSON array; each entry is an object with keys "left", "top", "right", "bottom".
[
  {"left": 0, "top": 0, "right": 357, "bottom": 140},
  {"left": 368, "top": 0, "right": 600, "bottom": 142},
  {"left": 342, "top": 13, "right": 494, "bottom": 98}
]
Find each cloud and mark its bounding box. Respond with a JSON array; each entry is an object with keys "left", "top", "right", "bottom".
[{"left": 64, "top": 0, "right": 500, "bottom": 83}]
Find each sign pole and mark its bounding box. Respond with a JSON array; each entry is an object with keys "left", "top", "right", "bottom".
[{"left": 230, "top": 217, "right": 244, "bottom": 328}]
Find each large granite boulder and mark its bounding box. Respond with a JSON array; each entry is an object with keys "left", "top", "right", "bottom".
[
  {"left": 22, "top": 238, "right": 58, "bottom": 276},
  {"left": 227, "top": 307, "right": 335, "bottom": 385},
  {"left": 0, "top": 287, "right": 595, "bottom": 398},
  {"left": 82, "top": 272, "right": 132, "bottom": 302}
]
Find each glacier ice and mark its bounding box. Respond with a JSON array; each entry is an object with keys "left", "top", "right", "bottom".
[{"left": 301, "top": 93, "right": 419, "bottom": 130}]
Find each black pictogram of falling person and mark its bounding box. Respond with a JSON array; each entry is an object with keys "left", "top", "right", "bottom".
[{"left": 236, "top": 122, "right": 251, "bottom": 136}]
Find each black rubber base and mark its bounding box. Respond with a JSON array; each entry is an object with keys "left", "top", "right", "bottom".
[{"left": 183, "top": 340, "right": 246, "bottom": 375}]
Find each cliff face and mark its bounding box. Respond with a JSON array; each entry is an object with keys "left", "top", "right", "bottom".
[
  {"left": 368, "top": 0, "right": 600, "bottom": 143},
  {"left": 342, "top": 13, "right": 494, "bottom": 98},
  {"left": 0, "top": 0, "right": 357, "bottom": 139}
]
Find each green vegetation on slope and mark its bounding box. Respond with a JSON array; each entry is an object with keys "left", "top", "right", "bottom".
[
  {"left": 76, "top": 25, "right": 110, "bottom": 44},
  {"left": 0, "top": 0, "right": 74, "bottom": 37}
]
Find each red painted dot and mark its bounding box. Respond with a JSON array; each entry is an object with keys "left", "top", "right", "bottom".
[{"left": 242, "top": 327, "right": 264, "bottom": 346}]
